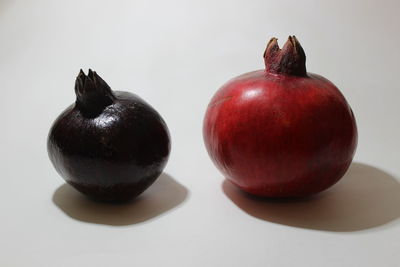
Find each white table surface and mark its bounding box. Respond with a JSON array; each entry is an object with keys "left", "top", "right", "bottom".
[{"left": 1, "top": 0, "right": 399, "bottom": 266}]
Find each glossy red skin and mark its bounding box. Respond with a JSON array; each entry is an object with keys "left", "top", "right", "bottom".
[{"left": 203, "top": 70, "right": 357, "bottom": 197}]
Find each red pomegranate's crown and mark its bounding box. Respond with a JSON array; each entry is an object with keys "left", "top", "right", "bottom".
[{"left": 263, "top": 36, "right": 307, "bottom": 77}]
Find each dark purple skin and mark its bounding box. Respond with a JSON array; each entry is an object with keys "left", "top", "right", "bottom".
[{"left": 47, "top": 70, "right": 170, "bottom": 203}]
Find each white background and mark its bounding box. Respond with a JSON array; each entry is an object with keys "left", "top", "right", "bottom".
[{"left": 1, "top": 0, "right": 399, "bottom": 266}]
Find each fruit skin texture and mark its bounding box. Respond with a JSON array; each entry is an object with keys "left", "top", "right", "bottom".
[
  {"left": 48, "top": 70, "right": 170, "bottom": 202},
  {"left": 203, "top": 36, "right": 357, "bottom": 198}
]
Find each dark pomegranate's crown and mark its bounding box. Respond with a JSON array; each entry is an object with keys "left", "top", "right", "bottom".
[{"left": 74, "top": 69, "right": 115, "bottom": 116}]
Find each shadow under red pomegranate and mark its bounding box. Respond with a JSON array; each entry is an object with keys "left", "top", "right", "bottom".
[{"left": 223, "top": 163, "right": 400, "bottom": 232}]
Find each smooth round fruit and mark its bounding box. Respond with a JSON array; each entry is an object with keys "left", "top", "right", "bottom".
[
  {"left": 48, "top": 70, "right": 170, "bottom": 202},
  {"left": 203, "top": 36, "right": 357, "bottom": 197}
]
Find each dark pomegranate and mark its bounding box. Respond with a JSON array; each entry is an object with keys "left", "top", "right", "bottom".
[
  {"left": 203, "top": 36, "right": 357, "bottom": 198},
  {"left": 48, "top": 70, "right": 170, "bottom": 202}
]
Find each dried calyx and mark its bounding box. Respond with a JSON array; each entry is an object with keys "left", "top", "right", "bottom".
[
  {"left": 75, "top": 69, "right": 115, "bottom": 116},
  {"left": 263, "top": 36, "right": 307, "bottom": 77}
]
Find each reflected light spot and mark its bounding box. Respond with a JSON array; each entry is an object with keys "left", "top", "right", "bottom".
[
  {"left": 243, "top": 89, "right": 262, "bottom": 99},
  {"left": 93, "top": 115, "right": 117, "bottom": 128}
]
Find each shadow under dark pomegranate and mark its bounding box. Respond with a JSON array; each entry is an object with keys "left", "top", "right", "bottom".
[{"left": 52, "top": 173, "right": 188, "bottom": 226}]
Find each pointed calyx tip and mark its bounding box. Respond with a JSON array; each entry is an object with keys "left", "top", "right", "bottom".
[
  {"left": 263, "top": 36, "right": 307, "bottom": 77},
  {"left": 74, "top": 69, "right": 115, "bottom": 116}
]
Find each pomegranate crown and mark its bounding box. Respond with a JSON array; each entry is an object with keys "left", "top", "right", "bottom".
[
  {"left": 75, "top": 69, "right": 115, "bottom": 116},
  {"left": 263, "top": 36, "right": 307, "bottom": 77}
]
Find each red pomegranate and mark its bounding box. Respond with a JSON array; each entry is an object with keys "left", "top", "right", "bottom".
[{"left": 203, "top": 36, "right": 357, "bottom": 197}]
